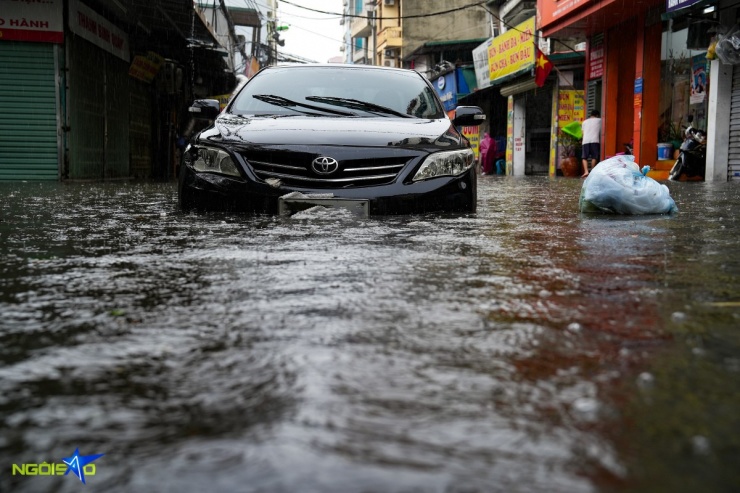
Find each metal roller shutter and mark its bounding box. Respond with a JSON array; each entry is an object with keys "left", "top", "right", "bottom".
[
  {"left": 67, "top": 37, "right": 105, "bottom": 179},
  {"left": 129, "top": 81, "right": 153, "bottom": 179},
  {"left": 68, "top": 36, "right": 130, "bottom": 179},
  {"left": 0, "top": 42, "right": 59, "bottom": 180},
  {"left": 729, "top": 65, "right": 740, "bottom": 180},
  {"left": 587, "top": 80, "right": 602, "bottom": 116}
]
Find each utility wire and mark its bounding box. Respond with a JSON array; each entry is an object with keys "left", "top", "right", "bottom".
[
  {"left": 237, "top": 0, "right": 346, "bottom": 49},
  {"left": 477, "top": 4, "right": 584, "bottom": 58},
  {"left": 280, "top": 0, "right": 488, "bottom": 20},
  {"left": 237, "top": 0, "right": 584, "bottom": 65},
  {"left": 276, "top": 0, "right": 584, "bottom": 58}
]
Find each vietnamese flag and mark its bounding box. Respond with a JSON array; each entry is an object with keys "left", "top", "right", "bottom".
[{"left": 534, "top": 49, "right": 553, "bottom": 87}]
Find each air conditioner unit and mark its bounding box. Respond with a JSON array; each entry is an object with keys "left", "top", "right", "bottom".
[
  {"left": 384, "top": 49, "right": 394, "bottom": 58},
  {"left": 383, "top": 0, "right": 395, "bottom": 5},
  {"left": 384, "top": 60, "right": 395, "bottom": 67}
]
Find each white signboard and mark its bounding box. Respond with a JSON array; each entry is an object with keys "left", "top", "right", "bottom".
[
  {"left": 472, "top": 39, "right": 492, "bottom": 91},
  {"left": 0, "top": 0, "right": 64, "bottom": 43},
  {"left": 69, "top": 0, "right": 129, "bottom": 62}
]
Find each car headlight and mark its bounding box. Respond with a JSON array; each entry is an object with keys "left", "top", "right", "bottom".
[
  {"left": 185, "top": 145, "right": 240, "bottom": 177},
  {"left": 412, "top": 149, "right": 474, "bottom": 181}
]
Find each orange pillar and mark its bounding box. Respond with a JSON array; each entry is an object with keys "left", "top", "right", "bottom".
[
  {"left": 638, "top": 16, "right": 663, "bottom": 167},
  {"left": 603, "top": 29, "right": 619, "bottom": 158},
  {"left": 605, "top": 21, "right": 638, "bottom": 159},
  {"left": 634, "top": 12, "right": 646, "bottom": 164}
]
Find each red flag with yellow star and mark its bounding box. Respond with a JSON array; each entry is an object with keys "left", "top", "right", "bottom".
[{"left": 534, "top": 48, "right": 553, "bottom": 87}]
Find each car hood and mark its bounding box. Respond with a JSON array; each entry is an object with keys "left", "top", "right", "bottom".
[{"left": 204, "top": 114, "right": 465, "bottom": 149}]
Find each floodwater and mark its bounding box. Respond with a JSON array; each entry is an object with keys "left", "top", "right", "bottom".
[{"left": 0, "top": 177, "right": 738, "bottom": 493}]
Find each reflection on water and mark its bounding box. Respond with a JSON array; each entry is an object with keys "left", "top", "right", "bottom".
[{"left": 0, "top": 178, "right": 738, "bottom": 492}]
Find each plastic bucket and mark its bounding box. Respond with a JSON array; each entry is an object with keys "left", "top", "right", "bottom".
[{"left": 657, "top": 143, "right": 673, "bottom": 160}]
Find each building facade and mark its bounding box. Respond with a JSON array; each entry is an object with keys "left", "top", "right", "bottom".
[
  {"left": 343, "top": 0, "right": 488, "bottom": 71},
  {"left": 0, "top": 0, "right": 234, "bottom": 182}
]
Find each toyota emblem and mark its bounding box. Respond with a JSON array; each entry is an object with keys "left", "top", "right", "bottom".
[{"left": 311, "top": 156, "right": 339, "bottom": 175}]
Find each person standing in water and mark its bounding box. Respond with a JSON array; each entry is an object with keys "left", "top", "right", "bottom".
[{"left": 581, "top": 110, "right": 602, "bottom": 178}]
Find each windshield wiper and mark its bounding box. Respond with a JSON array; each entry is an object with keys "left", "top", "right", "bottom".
[
  {"left": 252, "top": 94, "right": 355, "bottom": 116},
  {"left": 305, "top": 96, "right": 412, "bottom": 118}
]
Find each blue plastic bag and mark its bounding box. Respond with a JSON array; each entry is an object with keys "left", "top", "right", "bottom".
[{"left": 579, "top": 155, "right": 678, "bottom": 215}]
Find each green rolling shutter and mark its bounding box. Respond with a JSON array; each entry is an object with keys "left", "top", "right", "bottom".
[{"left": 0, "top": 42, "right": 60, "bottom": 180}]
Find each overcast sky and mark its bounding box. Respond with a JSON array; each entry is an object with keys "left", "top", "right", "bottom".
[
  {"left": 276, "top": 0, "right": 345, "bottom": 62},
  {"left": 226, "top": 0, "right": 345, "bottom": 65}
]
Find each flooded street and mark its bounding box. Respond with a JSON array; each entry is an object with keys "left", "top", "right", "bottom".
[{"left": 1, "top": 177, "right": 739, "bottom": 492}]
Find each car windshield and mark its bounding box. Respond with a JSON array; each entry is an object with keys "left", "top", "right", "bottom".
[{"left": 230, "top": 66, "right": 445, "bottom": 119}]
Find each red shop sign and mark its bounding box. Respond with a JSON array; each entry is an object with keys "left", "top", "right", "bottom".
[{"left": 588, "top": 42, "right": 604, "bottom": 80}]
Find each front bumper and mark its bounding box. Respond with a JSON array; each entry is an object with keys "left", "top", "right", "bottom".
[{"left": 179, "top": 164, "right": 477, "bottom": 215}]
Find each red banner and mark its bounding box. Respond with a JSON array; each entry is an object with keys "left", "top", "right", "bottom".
[{"left": 588, "top": 40, "right": 604, "bottom": 80}]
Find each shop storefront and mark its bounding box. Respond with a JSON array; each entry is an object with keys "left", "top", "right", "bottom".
[
  {"left": 2, "top": 0, "right": 234, "bottom": 182},
  {"left": 468, "top": 17, "right": 553, "bottom": 176},
  {"left": 128, "top": 52, "right": 163, "bottom": 179},
  {"left": 462, "top": 41, "right": 508, "bottom": 165},
  {"left": 538, "top": 0, "right": 665, "bottom": 168},
  {"left": 549, "top": 73, "right": 585, "bottom": 177},
  {"left": 658, "top": 1, "right": 716, "bottom": 164},
  {"left": 67, "top": 0, "right": 132, "bottom": 180},
  {"left": 467, "top": 16, "right": 590, "bottom": 177},
  {"left": 697, "top": 0, "right": 740, "bottom": 181},
  {"left": 537, "top": 0, "right": 740, "bottom": 182},
  {"left": 0, "top": 1, "right": 65, "bottom": 180},
  {"left": 654, "top": 0, "right": 740, "bottom": 181}
]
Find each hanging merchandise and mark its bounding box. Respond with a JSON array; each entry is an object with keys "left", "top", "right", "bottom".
[
  {"left": 715, "top": 24, "right": 740, "bottom": 65},
  {"left": 707, "top": 38, "right": 718, "bottom": 60},
  {"left": 561, "top": 120, "right": 583, "bottom": 139}
]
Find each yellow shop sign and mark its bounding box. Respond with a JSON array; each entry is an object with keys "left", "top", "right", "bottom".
[{"left": 488, "top": 17, "right": 536, "bottom": 83}]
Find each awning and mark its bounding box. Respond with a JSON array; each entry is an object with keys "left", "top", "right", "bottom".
[
  {"left": 540, "top": 0, "right": 665, "bottom": 38},
  {"left": 228, "top": 6, "right": 261, "bottom": 27},
  {"left": 500, "top": 77, "right": 538, "bottom": 97},
  {"left": 82, "top": 0, "right": 223, "bottom": 52},
  {"left": 403, "top": 38, "right": 489, "bottom": 62}
]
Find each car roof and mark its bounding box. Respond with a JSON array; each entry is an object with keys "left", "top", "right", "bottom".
[{"left": 263, "top": 63, "right": 422, "bottom": 76}]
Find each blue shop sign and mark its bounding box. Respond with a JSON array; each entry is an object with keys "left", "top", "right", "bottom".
[{"left": 435, "top": 72, "right": 458, "bottom": 112}]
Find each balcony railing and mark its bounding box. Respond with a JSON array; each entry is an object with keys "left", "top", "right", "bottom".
[
  {"left": 377, "top": 26, "right": 402, "bottom": 48},
  {"left": 351, "top": 17, "right": 372, "bottom": 39}
]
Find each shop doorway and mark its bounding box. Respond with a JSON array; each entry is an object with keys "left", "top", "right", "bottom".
[
  {"left": 525, "top": 83, "right": 553, "bottom": 175},
  {"left": 659, "top": 21, "right": 711, "bottom": 152}
]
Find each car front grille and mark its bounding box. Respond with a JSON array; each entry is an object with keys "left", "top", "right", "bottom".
[{"left": 241, "top": 150, "right": 410, "bottom": 188}]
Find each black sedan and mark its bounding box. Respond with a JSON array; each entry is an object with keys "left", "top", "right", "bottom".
[{"left": 178, "top": 64, "right": 485, "bottom": 215}]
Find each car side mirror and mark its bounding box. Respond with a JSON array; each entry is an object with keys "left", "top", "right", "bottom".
[
  {"left": 452, "top": 106, "right": 486, "bottom": 127},
  {"left": 189, "top": 99, "right": 221, "bottom": 120}
]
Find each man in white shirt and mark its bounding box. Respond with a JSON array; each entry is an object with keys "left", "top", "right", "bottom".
[{"left": 581, "top": 110, "right": 602, "bottom": 178}]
